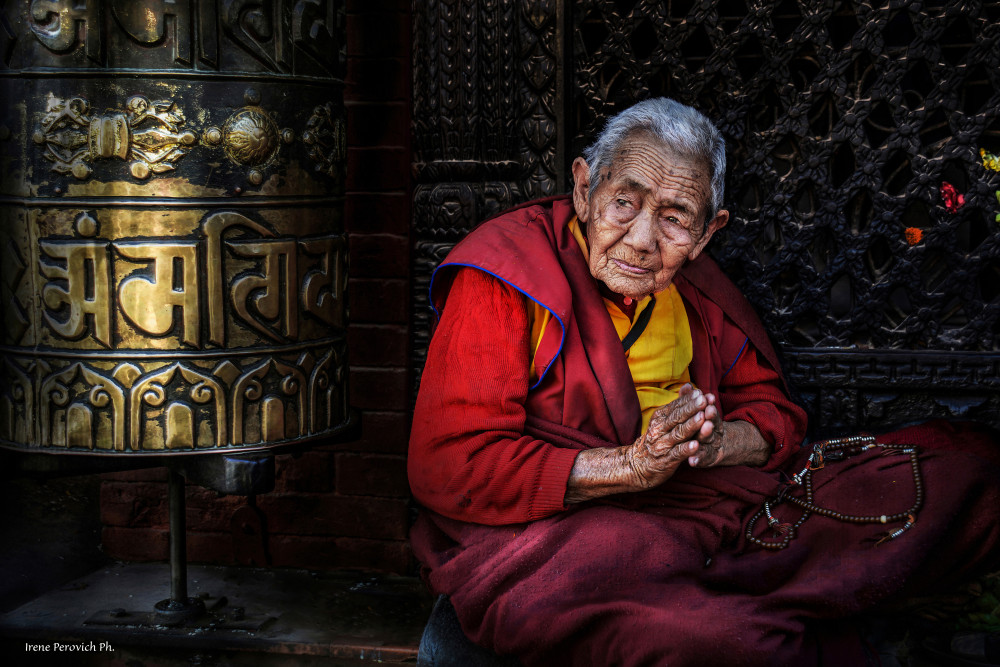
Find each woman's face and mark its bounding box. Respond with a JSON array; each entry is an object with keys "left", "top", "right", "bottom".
[{"left": 572, "top": 134, "right": 728, "bottom": 300}]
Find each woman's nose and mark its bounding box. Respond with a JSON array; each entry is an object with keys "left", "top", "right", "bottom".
[{"left": 623, "top": 209, "right": 657, "bottom": 254}]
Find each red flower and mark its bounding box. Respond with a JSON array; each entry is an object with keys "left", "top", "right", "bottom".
[{"left": 940, "top": 182, "right": 965, "bottom": 213}]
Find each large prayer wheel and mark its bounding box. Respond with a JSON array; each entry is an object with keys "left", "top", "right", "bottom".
[{"left": 0, "top": 1, "right": 350, "bottom": 465}]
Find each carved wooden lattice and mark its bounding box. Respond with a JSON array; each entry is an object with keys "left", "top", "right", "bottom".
[
  {"left": 411, "top": 0, "right": 563, "bottom": 384},
  {"left": 412, "top": 0, "right": 1000, "bottom": 434}
]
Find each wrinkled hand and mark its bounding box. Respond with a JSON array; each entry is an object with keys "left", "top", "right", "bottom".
[
  {"left": 687, "top": 392, "right": 726, "bottom": 468},
  {"left": 686, "top": 392, "right": 772, "bottom": 469},
  {"left": 565, "top": 386, "right": 771, "bottom": 504},
  {"left": 622, "top": 384, "right": 713, "bottom": 488}
]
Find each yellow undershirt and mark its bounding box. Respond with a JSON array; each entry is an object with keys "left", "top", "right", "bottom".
[{"left": 528, "top": 217, "right": 694, "bottom": 432}]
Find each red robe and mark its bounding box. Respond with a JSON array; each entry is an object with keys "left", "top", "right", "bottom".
[{"left": 408, "top": 196, "right": 1000, "bottom": 666}]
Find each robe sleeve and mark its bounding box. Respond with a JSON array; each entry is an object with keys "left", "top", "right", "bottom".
[
  {"left": 718, "top": 339, "right": 808, "bottom": 470},
  {"left": 407, "top": 267, "right": 580, "bottom": 526}
]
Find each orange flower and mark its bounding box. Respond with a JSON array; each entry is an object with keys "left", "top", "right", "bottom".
[{"left": 904, "top": 227, "right": 923, "bottom": 245}]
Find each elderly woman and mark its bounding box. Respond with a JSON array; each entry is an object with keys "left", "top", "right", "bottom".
[{"left": 408, "top": 98, "right": 1000, "bottom": 666}]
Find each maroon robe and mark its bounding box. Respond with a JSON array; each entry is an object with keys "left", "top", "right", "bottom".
[{"left": 408, "top": 196, "right": 1000, "bottom": 666}]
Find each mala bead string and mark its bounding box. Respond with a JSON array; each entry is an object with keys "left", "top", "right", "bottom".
[
  {"left": 875, "top": 513, "right": 917, "bottom": 547},
  {"left": 765, "top": 502, "right": 794, "bottom": 536},
  {"left": 746, "top": 436, "right": 923, "bottom": 551}
]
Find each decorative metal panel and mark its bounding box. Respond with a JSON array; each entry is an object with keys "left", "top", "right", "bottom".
[{"left": 0, "top": 1, "right": 351, "bottom": 456}]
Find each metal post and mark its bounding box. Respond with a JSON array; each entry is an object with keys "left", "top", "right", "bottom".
[
  {"left": 154, "top": 469, "right": 203, "bottom": 621},
  {"left": 168, "top": 469, "right": 187, "bottom": 602}
]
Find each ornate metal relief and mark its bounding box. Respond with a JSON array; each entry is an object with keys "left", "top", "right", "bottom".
[
  {"left": 14, "top": 0, "right": 343, "bottom": 75},
  {"left": 1, "top": 203, "right": 349, "bottom": 454},
  {"left": 31, "top": 88, "right": 302, "bottom": 187},
  {"left": 28, "top": 0, "right": 102, "bottom": 63},
  {"left": 302, "top": 102, "right": 347, "bottom": 178},
  {"left": 33, "top": 95, "right": 197, "bottom": 180},
  {"left": 1, "top": 1, "right": 350, "bottom": 456},
  {"left": 202, "top": 88, "right": 297, "bottom": 186}
]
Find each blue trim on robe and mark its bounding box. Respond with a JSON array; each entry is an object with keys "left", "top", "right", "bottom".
[
  {"left": 430, "top": 262, "right": 566, "bottom": 391},
  {"left": 721, "top": 337, "right": 749, "bottom": 380}
]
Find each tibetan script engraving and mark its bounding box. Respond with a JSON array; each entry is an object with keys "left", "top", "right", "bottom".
[
  {"left": 30, "top": 0, "right": 102, "bottom": 61},
  {"left": 116, "top": 242, "right": 200, "bottom": 346},
  {"left": 36, "top": 211, "right": 345, "bottom": 349},
  {"left": 39, "top": 240, "right": 113, "bottom": 347}
]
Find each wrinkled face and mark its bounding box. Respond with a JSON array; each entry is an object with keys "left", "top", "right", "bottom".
[{"left": 572, "top": 133, "right": 728, "bottom": 299}]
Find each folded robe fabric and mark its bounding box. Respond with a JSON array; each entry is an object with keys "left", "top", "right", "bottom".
[
  {"left": 413, "top": 419, "right": 1000, "bottom": 667},
  {"left": 408, "top": 197, "right": 1000, "bottom": 666}
]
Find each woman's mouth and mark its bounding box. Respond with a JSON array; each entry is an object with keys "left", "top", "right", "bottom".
[{"left": 611, "top": 258, "right": 650, "bottom": 275}]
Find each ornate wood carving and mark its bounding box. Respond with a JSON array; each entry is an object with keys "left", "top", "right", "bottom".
[
  {"left": 411, "top": 0, "right": 564, "bottom": 396},
  {"left": 568, "top": 0, "right": 1000, "bottom": 433},
  {"left": 412, "top": 0, "right": 1000, "bottom": 434}
]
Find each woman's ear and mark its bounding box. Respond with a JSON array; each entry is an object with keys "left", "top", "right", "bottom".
[
  {"left": 688, "top": 209, "right": 729, "bottom": 261},
  {"left": 571, "top": 157, "right": 592, "bottom": 222}
]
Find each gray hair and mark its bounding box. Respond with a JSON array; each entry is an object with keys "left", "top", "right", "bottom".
[{"left": 582, "top": 98, "right": 726, "bottom": 222}]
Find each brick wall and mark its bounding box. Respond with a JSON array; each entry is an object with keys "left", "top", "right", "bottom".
[{"left": 99, "top": 0, "right": 415, "bottom": 574}]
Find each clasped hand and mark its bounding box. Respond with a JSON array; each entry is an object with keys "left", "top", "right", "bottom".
[
  {"left": 623, "top": 384, "right": 728, "bottom": 489},
  {"left": 565, "top": 384, "right": 769, "bottom": 503}
]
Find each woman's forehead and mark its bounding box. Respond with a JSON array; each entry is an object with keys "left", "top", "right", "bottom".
[{"left": 605, "top": 142, "right": 711, "bottom": 207}]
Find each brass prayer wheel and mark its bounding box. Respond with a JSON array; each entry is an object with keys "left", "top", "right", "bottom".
[{"left": 0, "top": 1, "right": 351, "bottom": 461}]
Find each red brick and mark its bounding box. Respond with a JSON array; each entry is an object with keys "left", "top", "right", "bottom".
[
  {"left": 272, "top": 450, "right": 337, "bottom": 493},
  {"left": 346, "top": 12, "right": 409, "bottom": 58},
  {"left": 349, "top": 233, "right": 408, "bottom": 278},
  {"left": 346, "top": 147, "right": 409, "bottom": 191},
  {"left": 346, "top": 58, "right": 409, "bottom": 102},
  {"left": 348, "top": 278, "right": 408, "bottom": 323},
  {"left": 346, "top": 102, "right": 407, "bottom": 148},
  {"left": 335, "top": 453, "right": 409, "bottom": 497},
  {"left": 100, "top": 467, "right": 168, "bottom": 482},
  {"left": 348, "top": 324, "right": 408, "bottom": 366},
  {"left": 345, "top": 410, "right": 411, "bottom": 454},
  {"left": 102, "top": 526, "right": 168, "bottom": 562},
  {"left": 100, "top": 481, "right": 168, "bottom": 527},
  {"left": 186, "top": 530, "right": 241, "bottom": 566},
  {"left": 269, "top": 535, "right": 411, "bottom": 572},
  {"left": 257, "top": 493, "right": 409, "bottom": 540},
  {"left": 349, "top": 367, "right": 408, "bottom": 410},
  {"left": 183, "top": 491, "right": 244, "bottom": 532},
  {"left": 344, "top": 193, "right": 409, "bottom": 234}
]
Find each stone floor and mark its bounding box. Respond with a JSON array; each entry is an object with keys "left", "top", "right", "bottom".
[{"left": 0, "top": 563, "right": 433, "bottom": 666}]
